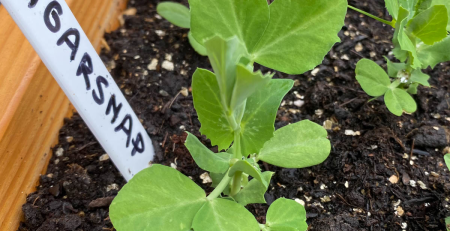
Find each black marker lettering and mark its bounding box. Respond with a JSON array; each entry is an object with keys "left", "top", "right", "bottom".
[
  {"left": 57, "top": 28, "right": 80, "bottom": 61},
  {"left": 92, "top": 76, "right": 109, "bottom": 105},
  {"left": 76, "top": 53, "right": 93, "bottom": 90},
  {"left": 106, "top": 95, "right": 123, "bottom": 124},
  {"left": 131, "top": 133, "right": 145, "bottom": 156},
  {"left": 114, "top": 114, "right": 133, "bottom": 148},
  {"left": 44, "top": 1, "right": 63, "bottom": 33},
  {"left": 29, "top": 0, "right": 39, "bottom": 8}
]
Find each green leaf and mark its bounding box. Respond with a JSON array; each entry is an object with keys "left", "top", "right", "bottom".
[
  {"left": 185, "top": 133, "right": 232, "bottom": 173},
  {"left": 192, "top": 198, "right": 260, "bottom": 231},
  {"left": 399, "top": 0, "right": 418, "bottom": 19},
  {"left": 233, "top": 171, "right": 273, "bottom": 206},
  {"left": 410, "top": 69, "right": 430, "bottom": 86},
  {"left": 258, "top": 120, "right": 331, "bottom": 169},
  {"left": 355, "top": 59, "right": 391, "bottom": 97},
  {"left": 265, "top": 198, "right": 308, "bottom": 231},
  {"left": 192, "top": 68, "right": 233, "bottom": 151},
  {"left": 240, "top": 79, "right": 294, "bottom": 156},
  {"left": 189, "top": 0, "right": 269, "bottom": 52},
  {"left": 230, "top": 64, "right": 273, "bottom": 111},
  {"left": 204, "top": 36, "right": 248, "bottom": 109},
  {"left": 157, "top": 2, "right": 191, "bottom": 29},
  {"left": 431, "top": 0, "right": 450, "bottom": 30},
  {"left": 229, "top": 160, "right": 267, "bottom": 187},
  {"left": 416, "top": 0, "right": 433, "bottom": 14},
  {"left": 385, "top": 57, "right": 408, "bottom": 77},
  {"left": 407, "top": 82, "right": 419, "bottom": 94},
  {"left": 384, "top": 88, "right": 417, "bottom": 116},
  {"left": 407, "top": 5, "right": 448, "bottom": 45},
  {"left": 417, "top": 36, "right": 450, "bottom": 69},
  {"left": 446, "top": 216, "right": 450, "bottom": 231},
  {"left": 444, "top": 154, "right": 450, "bottom": 172},
  {"left": 385, "top": 0, "right": 400, "bottom": 19},
  {"left": 393, "top": 7, "right": 410, "bottom": 62},
  {"left": 110, "top": 165, "right": 207, "bottom": 231},
  {"left": 188, "top": 31, "right": 207, "bottom": 56},
  {"left": 190, "top": 0, "right": 347, "bottom": 74}
]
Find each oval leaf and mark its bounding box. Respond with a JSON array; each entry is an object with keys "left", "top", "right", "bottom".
[
  {"left": 233, "top": 171, "right": 273, "bottom": 206},
  {"left": 407, "top": 5, "right": 448, "bottom": 45},
  {"left": 188, "top": 31, "right": 207, "bottom": 56},
  {"left": 185, "top": 132, "right": 232, "bottom": 173},
  {"left": 431, "top": 0, "right": 450, "bottom": 31},
  {"left": 265, "top": 198, "right": 308, "bottom": 231},
  {"left": 355, "top": 59, "right": 391, "bottom": 97},
  {"left": 258, "top": 120, "right": 331, "bottom": 169},
  {"left": 110, "top": 165, "right": 206, "bottom": 231},
  {"left": 384, "top": 88, "right": 417, "bottom": 116},
  {"left": 157, "top": 2, "right": 191, "bottom": 29},
  {"left": 192, "top": 198, "right": 260, "bottom": 231}
]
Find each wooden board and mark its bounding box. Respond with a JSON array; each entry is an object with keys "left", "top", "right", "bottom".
[{"left": 0, "top": 0, "right": 128, "bottom": 230}]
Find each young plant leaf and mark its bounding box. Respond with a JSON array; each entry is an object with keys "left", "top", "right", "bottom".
[
  {"left": 385, "top": 57, "right": 407, "bottom": 77},
  {"left": 192, "top": 198, "right": 260, "bottom": 231},
  {"left": 110, "top": 165, "right": 207, "bottom": 231},
  {"left": 444, "top": 154, "right": 450, "bottom": 172},
  {"left": 192, "top": 68, "right": 233, "bottom": 151},
  {"left": 446, "top": 216, "right": 450, "bottom": 231},
  {"left": 240, "top": 79, "right": 294, "bottom": 156},
  {"left": 188, "top": 32, "right": 207, "bottom": 56},
  {"left": 431, "top": 0, "right": 450, "bottom": 30},
  {"left": 157, "top": 2, "right": 191, "bottom": 29},
  {"left": 384, "top": 88, "right": 417, "bottom": 116},
  {"left": 407, "top": 5, "right": 448, "bottom": 45},
  {"left": 355, "top": 59, "right": 391, "bottom": 97},
  {"left": 417, "top": 36, "right": 450, "bottom": 69},
  {"left": 258, "top": 120, "right": 331, "bottom": 169},
  {"left": 385, "top": 0, "right": 400, "bottom": 19},
  {"left": 399, "top": 0, "right": 418, "bottom": 20},
  {"left": 393, "top": 7, "right": 410, "bottom": 62},
  {"left": 228, "top": 159, "right": 267, "bottom": 187},
  {"left": 410, "top": 69, "right": 430, "bottom": 86},
  {"left": 230, "top": 64, "right": 273, "bottom": 112},
  {"left": 185, "top": 133, "right": 232, "bottom": 173},
  {"left": 265, "top": 198, "right": 308, "bottom": 231},
  {"left": 204, "top": 36, "right": 248, "bottom": 109},
  {"left": 233, "top": 171, "right": 273, "bottom": 206},
  {"left": 407, "top": 82, "right": 419, "bottom": 94}
]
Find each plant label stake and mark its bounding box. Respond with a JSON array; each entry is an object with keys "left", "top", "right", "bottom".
[{"left": 1, "top": 0, "right": 155, "bottom": 181}]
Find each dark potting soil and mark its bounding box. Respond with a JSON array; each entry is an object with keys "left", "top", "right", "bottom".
[{"left": 18, "top": 0, "right": 450, "bottom": 230}]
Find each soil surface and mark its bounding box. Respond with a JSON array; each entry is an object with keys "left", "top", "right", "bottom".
[{"left": 19, "top": 0, "right": 450, "bottom": 230}]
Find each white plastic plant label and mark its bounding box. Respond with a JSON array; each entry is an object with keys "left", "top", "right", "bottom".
[{"left": 1, "top": 0, "right": 155, "bottom": 181}]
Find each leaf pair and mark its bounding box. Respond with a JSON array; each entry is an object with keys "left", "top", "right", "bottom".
[
  {"left": 189, "top": 0, "right": 347, "bottom": 75},
  {"left": 355, "top": 59, "right": 417, "bottom": 116},
  {"left": 110, "top": 165, "right": 307, "bottom": 231}
]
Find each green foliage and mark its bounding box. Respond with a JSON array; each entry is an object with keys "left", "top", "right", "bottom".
[
  {"left": 352, "top": 0, "right": 450, "bottom": 116},
  {"left": 444, "top": 154, "right": 450, "bottom": 171},
  {"left": 263, "top": 198, "right": 308, "bottom": 231}
]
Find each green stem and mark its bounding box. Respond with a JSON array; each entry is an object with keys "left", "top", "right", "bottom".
[
  {"left": 207, "top": 169, "right": 232, "bottom": 200},
  {"left": 233, "top": 129, "right": 242, "bottom": 158},
  {"left": 348, "top": 5, "right": 395, "bottom": 27},
  {"left": 229, "top": 171, "right": 243, "bottom": 196},
  {"left": 259, "top": 223, "right": 267, "bottom": 230}
]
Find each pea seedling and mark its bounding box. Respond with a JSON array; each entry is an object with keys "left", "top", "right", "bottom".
[
  {"left": 350, "top": 0, "right": 450, "bottom": 116},
  {"left": 443, "top": 154, "right": 450, "bottom": 230},
  {"left": 110, "top": 0, "right": 348, "bottom": 230}
]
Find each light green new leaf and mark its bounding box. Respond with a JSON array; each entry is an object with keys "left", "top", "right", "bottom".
[
  {"left": 188, "top": 32, "right": 207, "bottom": 56},
  {"left": 192, "top": 68, "right": 233, "bottom": 150},
  {"left": 233, "top": 171, "right": 273, "bottom": 206},
  {"left": 410, "top": 69, "right": 430, "bottom": 86},
  {"left": 265, "top": 198, "right": 308, "bottom": 231},
  {"left": 185, "top": 133, "right": 231, "bottom": 173},
  {"left": 230, "top": 64, "right": 273, "bottom": 111},
  {"left": 157, "top": 2, "right": 191, "bottom": 29},
  {"left": 444, "top": 154, "right": 450, "bottom": 171},
  {"left": 384, "top": 88, "right": 417, "bottom": 116},
  {"left": 110, "top": 165, "right": 207, "bottom": 231},
  {"left": 355, "top": 59, "right": 391, "bottom": 97},
  {"left": 204, "top": 36, "right": 248, "bottom": 109},
  {"left": 192, "top": 198, "right": 260, "bottom": 231},
  {"left": 258, "top": 120, "right": 331, "bottom": 169},
  {"left": 229, "top": 160, "right": 267, "bottom": 187},
  {"left": 385, "top": 0, "right": 400, "bottom": 19},
  {"left": 417, "top": 36, "right": 450, "bottom": 69},
  {"left": 407, "top": 82, "right": 419, "bottom": 94},
  {"left": 393, "top": 7, "right": 410, "bottom": 62},
  {"left": 407, "top": 5, "right": 448, "bottom": 45},
  {"left": 398, "top": 29, "right": 423, "bottom": 68},
  {"left": 431, "top": 0, "right": 450, "bottom": 30},
  {"left": 385, "top": 57, "right": 408, "bottom": 77},
  {"left": 240, "top": 79, "right": 294, "bottom": 156}
]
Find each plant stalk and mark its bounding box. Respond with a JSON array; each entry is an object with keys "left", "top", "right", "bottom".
[
  {"left": 229, "top": 171, "right": 243, "bottom": 196},
  {"left": 348, "top": 5, "right": 395, "bottom": 27},
  {"left": 207, "top": 169, "right": 232, "bottom": 200}
]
